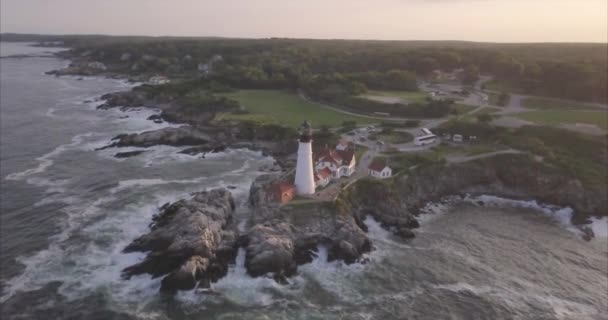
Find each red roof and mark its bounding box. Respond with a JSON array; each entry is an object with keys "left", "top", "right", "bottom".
[
  {"left": 318, "top": 167, "right": 332, "bottom": 179},
  {"left": 336, "top": 150, "right": 354, "bottom": 164},
  {"left": 368, "top": 159, "right": 388, "bottom": 172},
  {"left": 316, "top": 149, "right": 343, "bottom": 165}
]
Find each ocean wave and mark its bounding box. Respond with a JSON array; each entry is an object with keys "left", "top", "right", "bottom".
[
  {"left": 418, "top": 194, "right": 606, "bottom": 240},
  {"left": 5, "top": 132, "right": 93, "bottom": 181},
  {"left": 432, "top": 281, "right": 602, "bottom": 320}
]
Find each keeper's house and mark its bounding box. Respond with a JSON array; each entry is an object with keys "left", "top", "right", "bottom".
[{"left": 368, "top": 159, "right": 392, "bottom": 179}]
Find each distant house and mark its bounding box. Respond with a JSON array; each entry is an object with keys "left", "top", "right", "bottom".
[
  {"left": 314, "top": 167, "right": 332, "bottom": 189},
  {"left": 315, "top": 148, "right": 356, "bottom": 180},
  {"left": 149, "top": 75, "right": 171, "bottom": 85},
  {"left": 368, "top": 159, "right": 392, "bottom": 179},
  {"left": 267, "top": 182, "right": 296, "bottom": 204},
  {"left": 336, "top": 138, "right": 350, "bottom": 151}
]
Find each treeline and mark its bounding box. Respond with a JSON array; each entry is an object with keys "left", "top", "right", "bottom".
[{"left": 15, "top": 34, "right": 606, "bottom": 103}]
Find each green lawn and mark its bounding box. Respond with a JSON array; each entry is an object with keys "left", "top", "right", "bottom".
[
  {"left": 452, "top": 104, "right": 477, "bottom": 115},
  {"left": 363, "top": 90, "right": 429, "bottom": 104},
  {"left": 516, "top": 110, "right": 608, "bottom": 130},
  {"left": 370, "top": 131, "right": 414, "bottom": 144},
  {"left": 459, "top": 106, "right": 500, "bottom": 122},
  {"left": 483, "top": 79, "right": 522, "bottom": 93},
  {"left": 522, "top": 97, "right": 603, "bottom": 110},
  {"left": 217, "top": 90, "right": 374, "bottom": 128}
]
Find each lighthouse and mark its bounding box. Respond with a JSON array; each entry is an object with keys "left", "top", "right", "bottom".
[{"left": 294, "top": 121, "right": 315, "bottom": 195}]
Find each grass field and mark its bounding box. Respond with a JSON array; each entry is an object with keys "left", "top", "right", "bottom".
[
  {"left": 363, "top": 90, "right": 429, "bottom": 104},
  {"left": 217, "top": 90, "right": 374, "bottom": 128},
  {"left": 516, "top": 110, "right": 608, "bottom": 130},
  {"left": 459, "top": 106, "right": 500, "bottom": 122},
  {"left": 522, "top": 97, "right": 604, "bottom": 110},
  {"left": 370, "top": 131, "right": 414, "bottom": 144},
  {"left": 484, "top": 79, "right": 522, "bottom": 93},
  {"left": 452, "top": 104, "right": 477, "bottom": 115}
]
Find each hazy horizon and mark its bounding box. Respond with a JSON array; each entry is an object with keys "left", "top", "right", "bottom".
[{"left": 1, "top": 0, "right": 607, "bottom": 43}]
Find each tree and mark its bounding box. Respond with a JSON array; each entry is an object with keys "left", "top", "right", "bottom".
[
  {"left": 404, "top": 120, "right": 420, "bottom": 128},
  {"left": 477, "top": 113, "right": 493, "bottom": 123},
  {"left": 462, "top": 65, "right": 480, "bottom": 85}
]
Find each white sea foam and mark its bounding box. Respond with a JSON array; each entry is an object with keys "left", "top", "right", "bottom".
[
  {"left": 588, "top": 216, "right": 608, "bottom": 238},
  {"left": 462, "top": 194, "right": 583, "bottom": 236}
]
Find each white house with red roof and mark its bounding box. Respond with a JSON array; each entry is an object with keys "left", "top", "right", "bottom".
[
  {"left": 315, "top": 148, "right": 356, "bottom": 180},
  {"left": 368, "top": 158, "right": 392, "bottom": 179}
]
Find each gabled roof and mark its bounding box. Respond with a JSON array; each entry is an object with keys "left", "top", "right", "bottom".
[
  {"left": 368, "top": 159, "right": 389, "bottom": 172},
  {"left": 336, "top": 150, "right": 354, "bottom": 164},
  {"left": 316, "top": 149, "right": 343, "bottom": 165}
]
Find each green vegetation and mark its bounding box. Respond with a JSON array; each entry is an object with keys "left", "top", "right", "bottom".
[
  {"left": 26, "top": 34, "right": 605, "bottom": 104},
  {"left": 501, "top": 126, "right": 607, "bottom": 193},
  {"left": 484, "top": 80, "right": 522, "bottom": 94},
  {"left": 522, "top": 97, "right": 604, "bottom": 110},
  {"left": 435, "top": 120, "right": 607, "bottom": 193},
  {"left": 369, "top": 130, "right": 414, "bottom": 144},
  {"left": 458, "top": 107, "right": 500, "bottom": 122},
  {"left": 383, "top": 151, "right": 446, "bottom": 174},
  {"left": 515, "top": 110, "right": 608, "bottom": 130},
  {"left": 451, "top": 104, "right": 477, "bottom": 115},
  {"left": 217, "top": 90, "right": 373, "bottom": 127}
]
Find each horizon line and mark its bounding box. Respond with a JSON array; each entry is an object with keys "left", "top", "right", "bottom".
[{"left": 1, "top": 32, "right": 607, "bottom": 45}]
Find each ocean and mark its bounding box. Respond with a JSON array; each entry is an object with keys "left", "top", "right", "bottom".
[{"left": 1, "top": 42, "right": 606, "bottom": 320}]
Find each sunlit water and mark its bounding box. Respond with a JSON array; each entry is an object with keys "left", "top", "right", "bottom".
[{"left": 1, "top": 42, "right": 606, "bottom": 320}]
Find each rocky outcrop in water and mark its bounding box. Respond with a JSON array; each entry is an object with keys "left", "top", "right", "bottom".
[
  {"left": 121, "top": 189, "right": 237, "bottom": 292},
  {"left": 114, "top": 150, "right": 146, "bottom": 158},
  {"left": 97, "top": 91, "right": 150, "bottom": 110},
  {"left": 242, "top": 173, "right": 372, "bottom": 281},
  {"left": 98, "top": 126, "right": 212, "bottom": 149}
]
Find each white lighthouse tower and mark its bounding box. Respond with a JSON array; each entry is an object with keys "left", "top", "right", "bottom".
[{"left": 294, "top": 121, "right": 315, "bottom": 195}]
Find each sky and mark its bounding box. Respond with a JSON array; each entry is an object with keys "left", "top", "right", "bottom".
[{"left": 1, "top": 0, "right": 607, "bottom": 43}]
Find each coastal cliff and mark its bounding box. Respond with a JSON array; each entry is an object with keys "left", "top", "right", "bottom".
[{"left": 342, "top": 153, "right": 606, "bottom": 224}]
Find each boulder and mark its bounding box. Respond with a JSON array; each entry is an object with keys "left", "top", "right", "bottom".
[
  {"left": 122, "top": 189, "right": 237, "bottom": 292},
  {"left": 99, "top": 126, "right": 212, "bottom": 149}
]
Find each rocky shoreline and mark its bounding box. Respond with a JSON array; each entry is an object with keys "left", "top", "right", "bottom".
[
  {"left": 119, "top": 153, "right": 606, "bottom": 293},
  {"left": 46, "top": 49, "right": 607, "bottom": 294}
]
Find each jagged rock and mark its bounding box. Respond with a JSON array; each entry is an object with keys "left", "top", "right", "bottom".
[
  {"left": 121, "top": 189, "right": 236, "bottom": 292},
  {"left": 114, "top": 150, "right": 145, "bottom": 158},
  {"left": 242, "top": 175, "right": 372, "bottom": 279},
  {"left": 98, "top": 126, "right": 212, "bottom": 149},
  {"left": 178, "top": 144, "right": 226, "bottom": 155},
  {"left": 97, "top": 91, "right": 148, "bottom": 110},
  {"left": 160, "top": 256, "right": 209, "bottom": 292}
]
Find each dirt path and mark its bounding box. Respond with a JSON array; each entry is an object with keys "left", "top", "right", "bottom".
[{"left": 446, "top": 149, "right": 523, "bottom": 164}]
